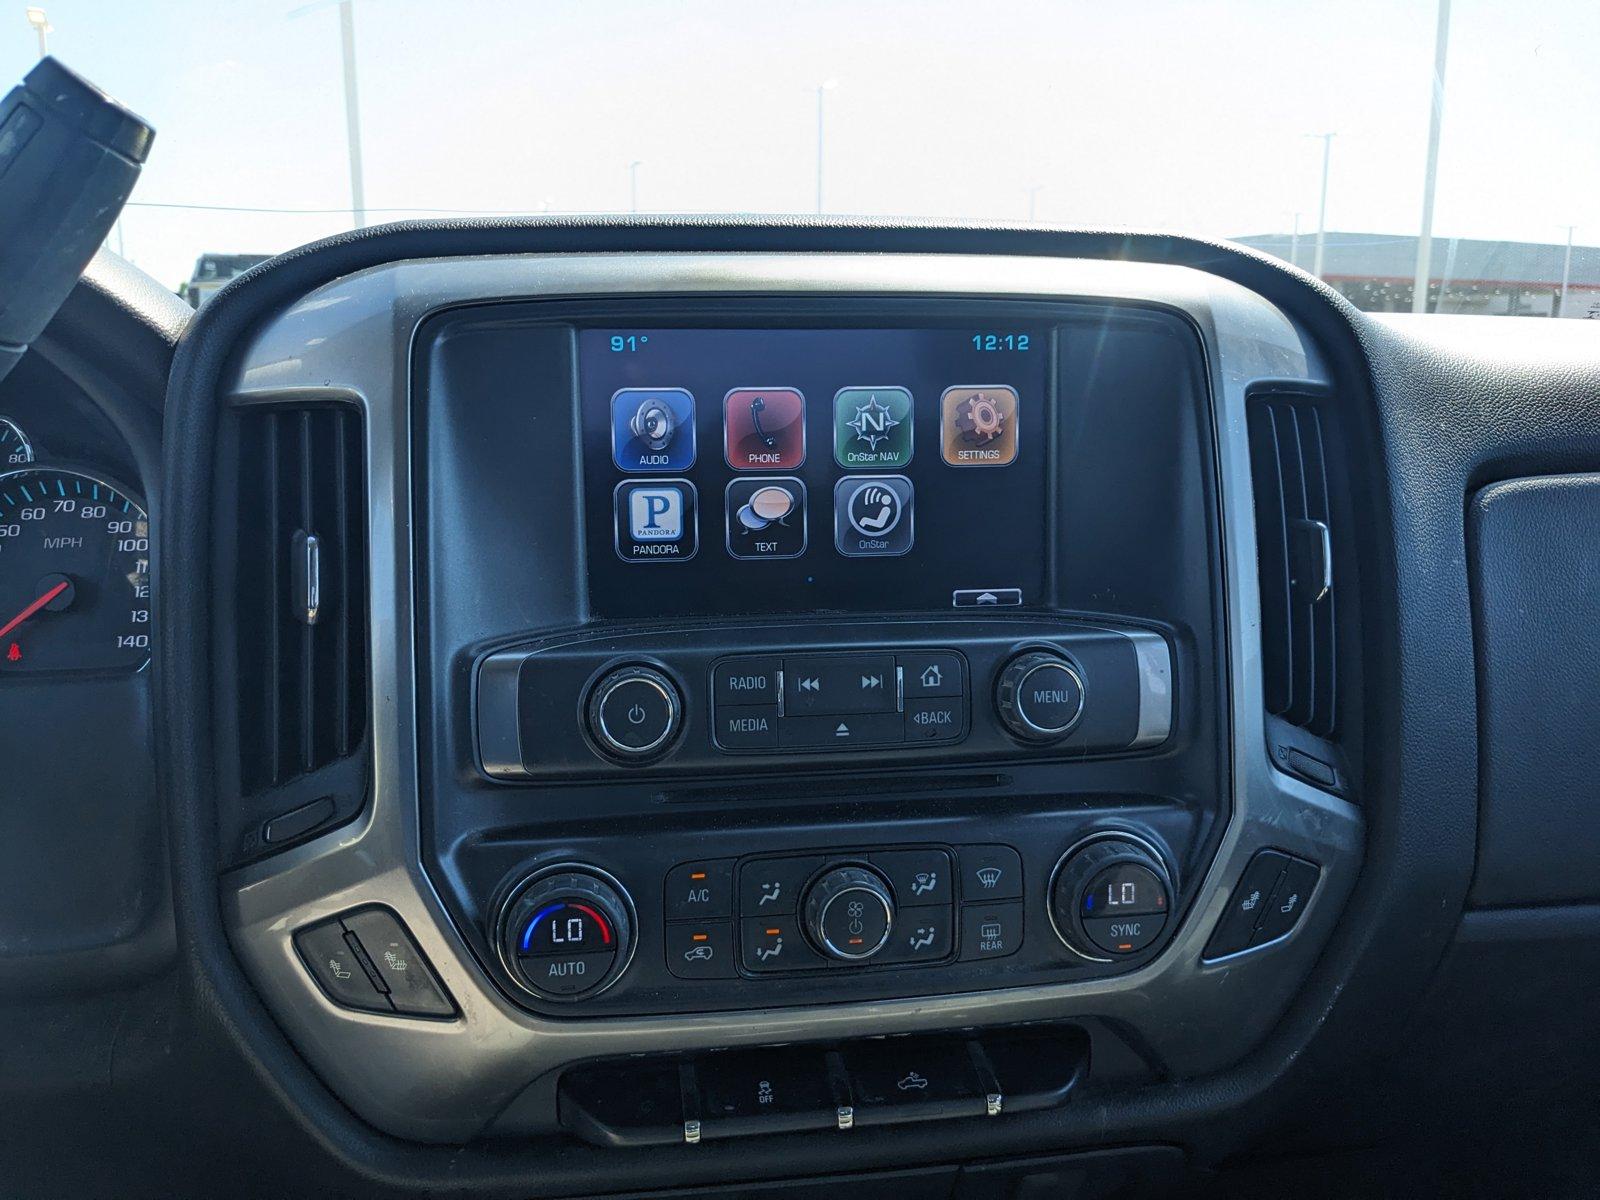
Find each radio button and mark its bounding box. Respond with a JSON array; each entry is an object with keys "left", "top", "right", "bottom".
[
  {"left": 712, "top": 657, "right": 781, "bottom": 707},
  {"left": 714, "top": 706, "right": 780, "bottom": 751},
  {"left": 783, "top": 654, "right": 897, "bottom": 716}
]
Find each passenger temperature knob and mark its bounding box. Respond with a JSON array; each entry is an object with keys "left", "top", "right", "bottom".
[{"left": 1050, "top": 837, "right": 1173, "bottom": 960}]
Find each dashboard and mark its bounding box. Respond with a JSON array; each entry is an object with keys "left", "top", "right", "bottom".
[{"left": 11, "top": 225, "right": 1600, "bottom": 1199}]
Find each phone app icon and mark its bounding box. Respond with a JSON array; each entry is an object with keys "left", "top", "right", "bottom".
[
  {"left": 723, "top": 387, "right": 806, "bottom": 470},
  {"left": 833, "top": 386, "right": 913, "bottom": 469},
  {"left": 833, "top": 475, "right": 914, "bottom": 557},
  {"left": 725, "top": 477, "right": 807, "bottom": 560},
  {"left": 611, "top": 388, "right": 696, "bottom": 472},
  {"left": 613, "top": 479, "right": 698, "bottom": 563},
  {"left": 940, "top": 385, "right": 1019, "bottom": 466}
]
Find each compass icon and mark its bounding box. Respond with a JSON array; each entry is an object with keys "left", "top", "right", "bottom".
[
  {"left": 832, "top": 386, "right": 913, "bottom": 468},
  {"left": 846, "top": 395, "right": 900, "bottom": 450}
]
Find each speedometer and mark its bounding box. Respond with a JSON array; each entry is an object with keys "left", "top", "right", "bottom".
[{"left": 0, "top": 468, "right": 151, "bottom": 674}]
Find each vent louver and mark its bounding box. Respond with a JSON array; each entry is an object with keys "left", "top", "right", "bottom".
[
  {"left": 1248, "top": 395, "right": 1337, "bottom": 739},
  {"left": 234, "top": 405, "right": 368, "bottom": 796}
]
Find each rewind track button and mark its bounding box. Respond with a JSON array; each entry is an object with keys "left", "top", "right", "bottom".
[{"left": 782, "top": 654, "right": 897, "bottom": 716}]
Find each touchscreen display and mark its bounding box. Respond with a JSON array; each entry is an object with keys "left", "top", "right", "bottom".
[{"left": 579, "top": 326, "right": 1051, "bottom": 618}]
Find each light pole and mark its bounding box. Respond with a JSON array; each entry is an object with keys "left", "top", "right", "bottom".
[
  {"left": 815, "top": 79, "right": 837, "bottom": 215},
  {"left": 1559, "top": 224, "right": 1576, "bottom": 318},
  {"left": 1306, "top": 133, "right": 1335, "bottom": 280},
  {"left": 1026, "top": 185, "right": 1044, "bottom": 222},
  {"left": 25, "top": 7, "right": 49, "bottom": 57},
  {"left": 1289, "top": 212, "right": 1302, "bottom": 269},
  {"left": 290, "top": 0, "right": 367, "bottom": 229},
  {"left": 629, "top": 161, "right": 642, "bottom": 214},
  {"left": 1412, "top": 0, "right": 1451, "bottom": 313}
]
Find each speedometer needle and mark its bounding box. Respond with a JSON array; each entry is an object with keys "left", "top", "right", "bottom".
[{"left": 0, "top": 579, "right": 71, "bottom": 641}]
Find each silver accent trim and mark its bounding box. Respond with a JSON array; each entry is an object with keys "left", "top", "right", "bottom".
[
  {"left": 291, "top": 531, "right": 321, "bottom": 626},
  {"left": 474, "top": 653, "right": 523, "bottom": 779},
  {"left": 986, "top": 1093, "right": 1003, "bottom": 1117},
  {"left": 219, "top": 252, "right": 1361, "bottom": 1143},
  {"left": 837, "top": 1105, "right": 855, "bottom": 1131},
  {"left": 1125, "top": 630, "right": 1174, "bottom": 749},
  {"left": 683, "top": 1119, "right": 701, "bottom": 1145}
]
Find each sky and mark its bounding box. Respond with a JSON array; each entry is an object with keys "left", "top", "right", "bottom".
[{"left": 3, "top": 0, "right": 1597, "bottom": 291}]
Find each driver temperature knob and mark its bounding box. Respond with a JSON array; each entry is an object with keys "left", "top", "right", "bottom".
[
  {"left": 497, "top": 868, "right": 635, "bottom": 1001},
  {"left": 803, "top": 865, "right": 895, "bottom": 961}
]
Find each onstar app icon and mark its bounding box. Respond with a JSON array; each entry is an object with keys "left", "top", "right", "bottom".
[{"left": 723, "top": 387, "right": 806, "bottom": 470}]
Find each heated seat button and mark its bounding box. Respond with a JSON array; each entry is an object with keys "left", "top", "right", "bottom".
[
  {"left": 294, "top": 919, "right": 394, "bottom": 1013},
  {"left": 1203, "top": 850, "right": 1291, "bottom": 959},
  {"left": 958, "top": 845, "right": 1023, "bottom": 901},
  {"left": 960, "top": 901, "right": 1023, "bottom": 960},
  {"left": 871, "top": 849, "right": 953, "bottom": 907},
  {"left": 665, "top": 919, "right": 735, "bottom": 980},
  {"left": 713, "top": 705, "right": 779, "bottom": 750},
  {"left": 341, "top": 909, "right": 456, "bottom": 1017},
  {"left": 783, "top": 654, "right": 897, "bottom": 716},
  {"left": 711, "top": 657, "right": 781, "bottom": 708},
  {"left": 665, "top": 860, "right": 734, "bottom": 920},
  {"left": 1249, "top": 857, "right": 1321, "bottom": 946}
]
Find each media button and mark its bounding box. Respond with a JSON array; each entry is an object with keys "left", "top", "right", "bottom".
[
  {"left": 724, "top": 387, "right": 805, "bottom": 470},
  {"left": 783, "top": 654, "right": 896, "bottom": 715},
  {"left": 714, "top": 706, "right": 780, "bottom": 751},
  {"left": 613, "top": 479, "right": 698, "bottom": 563},
  {"left": 833, "top": 475, "right": 914, "bottom": 557},
  {"left": 725, "top": 477, "right": 806, "bottom": 559},
  {"left": 610, "top": 387, "right": 696, "bottom": 472},
  {"left": 833, "top": 386, "right": 914, "bottom": 469}
]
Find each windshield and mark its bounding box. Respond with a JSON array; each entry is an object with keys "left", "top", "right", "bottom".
[{"left": 8, "top": 0, "right": 1598, "bottom": 317}]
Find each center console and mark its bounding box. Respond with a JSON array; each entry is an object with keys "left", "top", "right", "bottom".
[{"left": 217, "top": 252, "right": 1362, "bottom": 1148}]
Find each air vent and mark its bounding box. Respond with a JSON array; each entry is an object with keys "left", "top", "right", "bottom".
[
  {"left": 1248, "top": 395, "right": 1337, "bottom": 739},
  {"left": 233, "top": 405, "right": 368, "bottom": 798}
]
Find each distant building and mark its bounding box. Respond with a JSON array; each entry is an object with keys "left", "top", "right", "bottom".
[
  {"left": 180, "top": 253, "right": 270, "bottom": 309},
  {"left": 1234, "top": 232, "right": 1600, "bottom": 318}
]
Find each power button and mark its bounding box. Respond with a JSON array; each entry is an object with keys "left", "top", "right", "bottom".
[{"left": 587, "top": 666, "right": 683, "bottom": 761}]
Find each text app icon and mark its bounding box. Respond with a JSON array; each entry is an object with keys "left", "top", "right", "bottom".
[
  {"left": 833, "top": 475, "right": 914, "bottom": 557},
  {"left": 833, "top": 386, "right": 913, "bottom": 469},
  {"left": 940, "top": 385, "right": 1019, "bottom": 466},
  {"left": 613, "top": 479, "right": 698, "bottom": 563},
  {"left": 725, "top": 477, "right": 807, "bottom": 559},
  {"left": 611, "top": 387, "right": 696, "bottom": 471},
  {"left": 723, "top": 387, "right": 806, "bottom": 470}
]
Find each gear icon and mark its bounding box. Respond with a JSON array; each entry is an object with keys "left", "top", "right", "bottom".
[{"left": 954, "top": 393, "right": 1005, "bottom": 443}]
